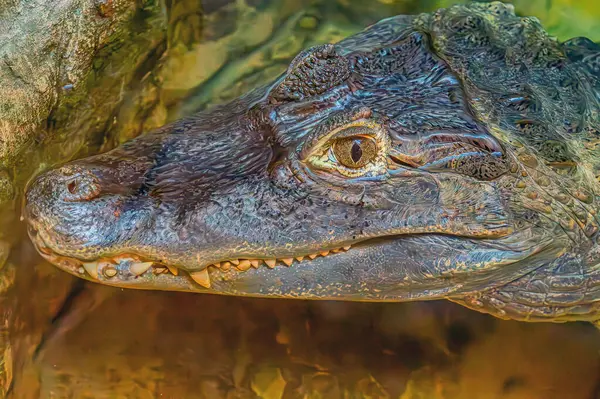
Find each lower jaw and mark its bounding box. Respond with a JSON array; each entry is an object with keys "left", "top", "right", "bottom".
[{"left": 27, "top": 229, "right": 556, "bottom": 302}]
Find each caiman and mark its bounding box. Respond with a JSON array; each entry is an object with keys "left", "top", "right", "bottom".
[{"left": 22, "top": 2, "right": 600, "bottom": 325}]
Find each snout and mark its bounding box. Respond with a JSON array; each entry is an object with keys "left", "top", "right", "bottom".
[
  {"left": 30, "top": 165, "right": 101, "bottom": 203},
  {"left": 23, "top": 161, "right": 132, "bottom": 256},
  {"left": 23, "top": 165, "right": 99, "bottom": 235}
]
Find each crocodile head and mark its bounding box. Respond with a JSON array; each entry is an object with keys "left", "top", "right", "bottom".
[{"left": 25, "top": 4, "right": 588, "bottom": 303}]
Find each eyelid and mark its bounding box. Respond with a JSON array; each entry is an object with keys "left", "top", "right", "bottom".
[{"left": 331, "top": 128, "right": 378, "bottom": 141}]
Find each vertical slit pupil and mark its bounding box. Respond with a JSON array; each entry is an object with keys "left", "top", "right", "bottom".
[{"left": 351, "top": 140, "right": 363, "bottom": 163}]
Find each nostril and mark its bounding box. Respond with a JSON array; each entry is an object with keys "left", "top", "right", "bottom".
[
  {"left": 62, "top": 172, "right": 101, "bottom": 202},
  {"left": 67, "top": 180, "right": 77, "bottom": 194}
]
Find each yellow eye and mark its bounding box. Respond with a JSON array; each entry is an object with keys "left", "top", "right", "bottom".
[
  {"left": 301, "top": 117, "right": 390, "bottom": 179},
  {"left": 332, "top": 136, "right": 377, "bottom": 168}
]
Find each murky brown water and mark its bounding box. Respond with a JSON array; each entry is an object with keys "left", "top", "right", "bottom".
[
  {"left": 3, "top": 0, "right": 600, "bottom": 398},
  {"left": 9, "top": 240, "right": 600, "bottom": 398}
]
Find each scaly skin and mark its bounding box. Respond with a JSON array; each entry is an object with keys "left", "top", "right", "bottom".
[{"left": 22, "top": 2, "right": 600, "bottom": 324}]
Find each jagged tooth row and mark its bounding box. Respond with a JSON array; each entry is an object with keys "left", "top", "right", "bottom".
[
  {"left": 78, "top": 245, "right": 353, "bottom": 290},
  {"left": 205, "top": 245, "right": 353, "bottom": 272},
  {"left": 190, "top": 245, "right": 352, "bottom": 289}
]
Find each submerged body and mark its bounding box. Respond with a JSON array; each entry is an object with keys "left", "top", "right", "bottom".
[{"left": 24, "top": 2, "right": 600, "bottom": 323}]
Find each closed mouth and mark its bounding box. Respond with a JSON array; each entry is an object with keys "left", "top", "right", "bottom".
[
  {"left": 26, "top": 219, "right": 551, "bottom": 303},
  {"left": 27, "top": 223, "right": 353, "bottom": 289}
]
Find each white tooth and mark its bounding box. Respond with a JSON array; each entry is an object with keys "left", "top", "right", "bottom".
[
  {"left": 308, "top": 253, "right": 318, "bottom": 259},
  {"left": 250, "top": 260, "right": 260, "bottom": 268},
  {"left": 190, "top": 269, "right": 211, "bottom": 288},
  {"left": 264, "top": 259, "right": 276, "bottom": 268},
  {"left": 281, "top": 258, "right": 293, "bottom": 266},
  {"left": 295, "top": 256, "right": 305, "bottom": 262},
  {"left": 166, "top": 264, "right": 178, "bottom": 275},
  {"left": 231, "top": 259, "right": 240, "bottom": 265},
  {"left": 130, "top": 262, "right": 153, "bottom": 276},
  {"left": 221, "top": 262, "right": 231, "bottom": 271},
  {"left": 332, "top": 248, "right": 342, "bottom": 253},
  {"left": 343, "top": 245, "right": 351, "bottom": 251},
  {"left": 82, "top": 262, "right": 99, "bottom": 279},
  {"left": 320, "top": 251, "right": 330, "bottom": 256},
  {"left": 237, "top": 260, "right": 251, "bottom": 271}
]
